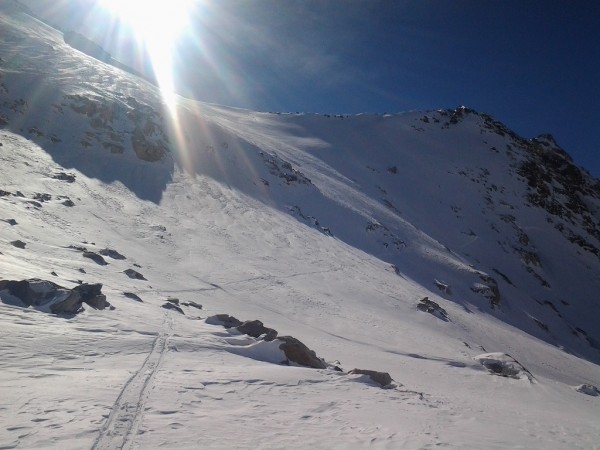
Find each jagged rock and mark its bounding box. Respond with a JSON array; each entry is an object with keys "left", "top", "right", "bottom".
[
  {"left": 166, "top": 297, "right": 180, "bottom": 305},
  {"left": 416, "top": 297, "right": 448, "bottom": 321},
  {"left": 124, "top": 268, "right": 146, "bottom": 280},
  {"left": 277, "top": 336, "right": 327, "bottom": 369},
  {"left": 123, "top": 292, "right": 143, "bottom": 302},
  {"left": 62, "top": 199, "right": 75, "bottom": 207},
  {"left": 0, "top": 278, "right": 109, "bottom": 314},
  {"left": 162, "top": 302, "right": 184, "bottom": 314},
  {"left": 472, "top": 274, "right": 500, "bottom": 308},
  {"left": 0, "top": 189, "right": 11, "bottom": 196},
  {"left": 3, "top": 219, "right": 17, "bottom": 225},
  {"left": 51, "top": 172, "right": 76, "bottom": 183},
  {"left": 83, "top": 251, "right": 108, "bottom": 265},
  {"left": 348, "top": 369, "right": 393, "bottom": 388},
  {"left": 181, "top": 301, "right": 202, "bottom": 310},
  {"left": 73, "top": 283, "right": 108, "bottom": 310},
  {"left": 206, "top": 314, "right": 242, "bottom": 328},
  {"left": 237, "top": 320, "right": 278, "bottom": 341},
  {"left": 575, "top": 384, "right": 599, "bottom": 396},
  {"left": 99, "top": 248, "right": 126, "bottom": 260},
  {"left": 10, "top": 240, "right": 26, "bottom": 249}
]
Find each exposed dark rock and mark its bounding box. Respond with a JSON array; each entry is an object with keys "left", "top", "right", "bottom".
[
  {"left": 99, "top": 248, "right": 126, "bottom": 260},
  {"left": 62, "top": 199, "right": 75, "bottom": 207},
  {"left": 277, "top": 336, "right": 327, "bottom": 369},
  {"left": 162, "top": 302, "right": 184, "bottom": 314},
  {"left": 575, "top": 384, "right": 599, "bottom": 396},
  {"left": 83, "top": 251, "right": 108, "bottom": 265},
  {"left": 3, "top": 219, "right": 17, "bottom": 226},
  {"left": 50, "top": 271, "right": 57, "bottom": 276},
  {"left": 472, "top": 274, "right": 500, "bottom": 308},
  {"left": 73, "top": 283, "right": 108, "bottom": 310},
  {"left": 0, "top": 189, "right": 11, "bottom": 196},
  {"left": 237, "top": 320, "right": 278, "bottom": 341},
  {"left": 181, "top": 301, "right": 202, "bottom": 310},
  {"left": 10, "top": 240, "right": 26, "bottom": 249},
  {"left": 416, "top": 297, "right": 449, "bottom": 321},
  {"left": 33, "top": 193, "right": 51, "bottom": 202},
  {"left": 206, "top": 314, "right": 242, "bottom": 328},
  {"left": 0, "top": 278, "right": 109, "bottom": 314},
  {"left": 166, "top": 297, "right": 180, "bottom": 305},
  {"left": 123, "top": 292, "right": 143, "bottom": 302},
  {"left": 124, "top": 268, "right": 146, "bottom": 280},
  {"left": 51, "top": 172, "right": 76, "bottom": 183},
  {"left": 348, "top": 369, "right": 393, "bottom": 388}
]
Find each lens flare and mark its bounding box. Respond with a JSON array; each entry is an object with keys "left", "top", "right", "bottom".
[{"left": 99, "top": 0, "right": 194, "bottom": 109}]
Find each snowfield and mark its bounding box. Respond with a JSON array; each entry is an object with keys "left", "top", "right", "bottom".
[{"left": 1, "top": 4, "right": 600, "bottom": 449}]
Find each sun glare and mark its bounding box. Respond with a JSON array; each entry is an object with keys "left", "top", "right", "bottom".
[{"left": 100, "top": 0, "right": 195, "bottom": 108}]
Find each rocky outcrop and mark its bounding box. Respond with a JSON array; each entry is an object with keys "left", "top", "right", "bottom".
[
  {"left": 416, "top": 297, "right": 448, "bottom": 321},
  {"left": 124, "top": 268, "right": 146, "bottom": 280},
  {"left": 83, "top": 251, "right": 108, "bottom": 265},
  {"left": 276, "top": 336, "right": 327, "bottom": 369},
  {"left": 99, "top": 248, "right": 126, "bottom": 260},
  {"left": 348, "top": 369, "right": 393, "bottom": 388},
  {"left": 237, "top": 320, "right": 278, "bottom": 341},
  {"left": 10, "top": 240, "right": 26, "bottom": 249},
  {"left": 0, "top": 279, "right": 109, "bottom": 314}
]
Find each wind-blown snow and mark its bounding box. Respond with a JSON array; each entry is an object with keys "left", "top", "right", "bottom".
[{"left": 1, "top": 4, "right": 599, "bottom": 449}]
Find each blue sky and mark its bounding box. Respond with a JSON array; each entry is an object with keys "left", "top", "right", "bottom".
[{"left": 22, "top": 0, "right": 600, "bottom": 176}]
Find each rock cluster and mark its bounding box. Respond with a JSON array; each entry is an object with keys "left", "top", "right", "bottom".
[
  {"left": 0, "top": 278, "right": 110, "bottom": 314},
  {"left": 207, "top": 314, "right": 394, "bottom": 387}
]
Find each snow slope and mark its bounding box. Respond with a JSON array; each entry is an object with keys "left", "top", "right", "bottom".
[{"left": 1, "top": 5, "right": 599, "bottom": 449}]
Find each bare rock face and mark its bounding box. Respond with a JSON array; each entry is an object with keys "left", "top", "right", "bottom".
[
  {"left": 348, "top": 369, "right": 393, "bottom": 388},
  {"left": 276, "top": 336, "right": 327, "bottom": 369}
]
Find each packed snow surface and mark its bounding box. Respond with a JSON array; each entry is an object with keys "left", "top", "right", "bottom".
[{"left": 1, "top": 4, "right": 599, "bottom": 449}]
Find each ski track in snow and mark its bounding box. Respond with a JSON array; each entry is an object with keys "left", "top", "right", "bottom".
[{"left": 92, "top": 312, "right": 174, "bottom": 450}]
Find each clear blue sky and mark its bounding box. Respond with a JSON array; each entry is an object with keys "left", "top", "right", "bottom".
[{"left": 22, "top": 0, "right": 600, "bottom": 176}]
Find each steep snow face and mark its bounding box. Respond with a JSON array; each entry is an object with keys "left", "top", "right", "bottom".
[{"left": 1, "top": 5, "right": 600, "bottom": 449}]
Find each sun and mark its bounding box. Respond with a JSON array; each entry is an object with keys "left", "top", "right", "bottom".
[{"left": 99, "top": 0, "right": 195, "bottom": 106}]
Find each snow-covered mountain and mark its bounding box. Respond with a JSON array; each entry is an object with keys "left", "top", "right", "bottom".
[{"left": 1, "top": 4, "right": 599, "bottom": 449}]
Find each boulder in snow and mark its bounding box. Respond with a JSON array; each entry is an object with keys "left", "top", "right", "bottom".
[
  {"left": 277, "top": 336, "right": 327, "bottom": 369},
  {"left": 575, "top": 384, "right": 599, "bottom": 396},
  {"left": 348, "top": 369, "right": 394, "bottom": 388},
  {"left": 474, "top": 353, "right": 533, "bottom": 381}
]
